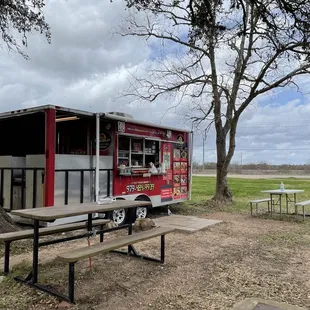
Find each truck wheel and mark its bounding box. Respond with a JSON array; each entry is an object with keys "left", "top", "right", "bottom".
[
  {"left": 136, "top": 206, "right": 148, "bottom": 219},
  {"left": 111, "top": 209, "right": 127, "bottom": 226}
]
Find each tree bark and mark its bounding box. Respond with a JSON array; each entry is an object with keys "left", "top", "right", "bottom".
[
  {"left": 0, "top": 207, "right": 20, "bottom": 233},
  {"left": 213, "top": 129, "right": 233, "bottom": 203},
  {"left": 214, "top": 162, "right": 232, "bottom": 202}
]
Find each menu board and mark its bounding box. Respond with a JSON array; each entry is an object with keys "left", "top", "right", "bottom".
[
  {"left": 163, "top": 144, "right": 171, "bottom": 170},
  {"left": 160, "top": 184, "right": 173, "bottom": 202},
  {"left": 173, "top": 143, "right": 188, "bottom": 200},
  {"left": 162, "top": 143, "right": 172, "bottom": 181}
]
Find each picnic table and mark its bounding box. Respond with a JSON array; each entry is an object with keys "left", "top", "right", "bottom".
[
  {"left": 10, "top": 200, "right": 151, "bottom": 300},
  {"left": 261, "top": 189, "right": 304, "bottom": 218}
]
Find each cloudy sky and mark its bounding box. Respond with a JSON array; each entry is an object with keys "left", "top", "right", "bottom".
[{"left": 1, "top": 0, "right": 310, "bottom": 165}]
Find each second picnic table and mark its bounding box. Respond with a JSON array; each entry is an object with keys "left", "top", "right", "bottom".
[{"left": 261, "top": 189, "right": 304, "bottom": 218}]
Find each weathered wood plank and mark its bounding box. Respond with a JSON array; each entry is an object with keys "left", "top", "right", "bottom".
[
  {"left": 296, "top": 200, "right": 310, "bottom": 206},
  {"left": 11, "top": 201, "right": 152, "bottom": 221},
  {"left": 0, "top": 219, "right": 110, "bottom": 242},
  {"left": 57, "top": 227, "right": 175, "bottom": 263},
  {"left": 250, "top": 199, "right": 273, "bottom": 203}
]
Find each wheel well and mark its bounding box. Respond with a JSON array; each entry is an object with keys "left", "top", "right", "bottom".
[{"left": 134, "top": 195, "right": 152, "bottom": 208}]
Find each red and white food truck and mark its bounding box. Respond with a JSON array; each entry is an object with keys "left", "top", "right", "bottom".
[{"left": 0, "top": 105, "right": 193, "bottom": 225}]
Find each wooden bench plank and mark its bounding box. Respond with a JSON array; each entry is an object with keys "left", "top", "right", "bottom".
[
  {"left": 0, "top": 219, "right": 110, "bottom": 242},
  {"left": 250, "top": 198, "right": 274, "bottom": 217},
  {"left": 57, "top": 227, "right": 175, "bottom": 263},
  {"left": 295, "top": 201, "right": 310, "bottom": 221},
  {"left": 250, "top": 198, "right": 273, "bottom": 203},
  {"left": 296, "top": 200, "right": 310, "bottom": 206}
]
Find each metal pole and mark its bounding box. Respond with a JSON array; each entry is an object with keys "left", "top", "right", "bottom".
[
  {"left": 4, "top": 241, "right": 10, "bottom": 274},
  {"left": 32, "top": 219, "right": 39, "bottom": 283},
  {"left": 160, "top": 235, "right": 165, "bottom": 263},
  {"left": 202, "top": 136, "right": 205, "bottom": 172},
  {"left": 68, "top": 262, "right": 75, "bottom": 303},
  {"left": 189, "top": 131, "right": 194, "bottom": 201},
  {"left": 95, "top": 113, "right": 100, "bottom": 202}
]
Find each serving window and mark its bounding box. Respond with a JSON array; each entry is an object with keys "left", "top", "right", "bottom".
[{"left": 118, "top": 136, "right": 160, "bottom": 168}]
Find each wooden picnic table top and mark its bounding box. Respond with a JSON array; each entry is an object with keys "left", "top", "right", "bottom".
[
  {"left": 261, "top": 189, "right": 304, "bottom": 194},
  {"left": 11, "top": 200, "right": 152, "bottom": 221}
]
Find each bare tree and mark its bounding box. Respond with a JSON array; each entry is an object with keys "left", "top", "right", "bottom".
[
  {"left": 0, "top": 0, "right": 51, "bottom": 58},
  {"left": 119, "top": 0, "right": 310, "bottom": 202}
]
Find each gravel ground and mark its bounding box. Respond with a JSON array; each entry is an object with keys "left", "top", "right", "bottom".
[{"left": 1, "top": 213, "right": 310, "bottom": 310}]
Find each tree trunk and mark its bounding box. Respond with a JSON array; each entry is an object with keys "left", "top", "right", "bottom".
[
  {"left": 213, "top": 161, "right": 232, "bottom": 202},
  {"left": 213, "top": 130, "right": 233, "bottom": 203},
  {"left": 0, "top": 207, "right": 20, "bottom": 233}
]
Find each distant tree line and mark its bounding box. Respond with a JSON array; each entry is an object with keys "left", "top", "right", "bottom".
[{"left": 193, "top": 161, "right": 310, "bottom": 172}]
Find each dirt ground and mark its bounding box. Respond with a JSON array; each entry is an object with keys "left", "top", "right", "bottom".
[{"left": 1, "top": 212, "right": 310, "bottom": 310}]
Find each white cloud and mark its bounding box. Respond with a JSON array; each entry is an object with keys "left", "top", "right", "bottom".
[{"left": 0, "top": 0, "right": 310, "bottom": 165}]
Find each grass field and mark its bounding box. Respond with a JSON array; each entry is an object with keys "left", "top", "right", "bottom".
[{"left": 171, "top": 176, "right": 310, "bottom": 215}]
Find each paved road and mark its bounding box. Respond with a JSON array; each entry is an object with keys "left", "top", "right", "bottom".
[{"left": 193, "top": 173, "right": 310, "bottom": 179}]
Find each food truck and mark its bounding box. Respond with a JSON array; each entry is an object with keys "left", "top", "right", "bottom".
[{"left": 0, "top": 105, "right": 193, "bottom": 225}]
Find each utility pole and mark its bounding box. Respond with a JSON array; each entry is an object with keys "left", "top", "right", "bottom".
[
  {"left": 202, "top": 137, "right": 205, "bottom": 172},
  {"left": 202, "top": 129, "right": 207, "bottom": 172},
  {"left": 240, "top": 153, "right": 243, "bottom": 174}
]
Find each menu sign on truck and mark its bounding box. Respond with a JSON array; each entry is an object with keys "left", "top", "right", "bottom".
[
  {"left": 119, "top": 122, "right": 167, "bottom": 139},
  {"left": 160, "top": 184, "right": 173, "bottom": 202},
  {"left": 173, "top": 141, "right": 188, "bottom": 200}
]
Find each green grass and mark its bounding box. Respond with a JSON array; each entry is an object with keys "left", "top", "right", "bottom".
[{"left": 170, "top": 176, "right": 310, "bottom": 215}]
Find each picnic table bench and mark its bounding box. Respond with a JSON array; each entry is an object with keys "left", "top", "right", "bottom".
[
  {"left": 295, "top": 200, "right": 310, "bottom": 220},
  {"left": 250, "top": 198, "right": 273, "bottom": 216},
  {"left": 57, "top": 226, "right": 175, "bottom": 303},
  {"left": 1, "top": 219, "right": 110, "bottom": 274}
]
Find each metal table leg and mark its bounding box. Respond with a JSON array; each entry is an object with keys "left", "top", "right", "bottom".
[
  {"left": 160, "top": 235, "right": 165, "bottom": 264},
  {"left": 32, "top": 219, "right": 39, "bottom": 283},
  {"left": 128, "top": 208, "right": 134, "bottom": 254},
  {"left": 87, "top": 213, "right": 93, "bottom": 268},
  {"left": 4, "top": 241, "right": 11, "bottom": 274},
  {"left": 303, "top": 206, "right": 305, "bottom": 221},
  {"left": 270, "top": 194, "right": 273, "bottom": 217},
  {"left": 68, "top": 262, "right": 75, "bottom": 303},
  {"left": 99, "top": 224, "right": 104, "bottom": 243},
  {"left": 286, "top": 194, "right": 289, "bottom": 214},
  {"left": 279, "top": 194, "right": 282, "bottom": 219},
  {"left": 128, "top": 208, "right": 134, "bottom": 236},
  {"left": 125, "top": 208, "right": 139, "bottom": 256},
  {"left": 87, "top": 213, "right": 93, "bottom": 232}
]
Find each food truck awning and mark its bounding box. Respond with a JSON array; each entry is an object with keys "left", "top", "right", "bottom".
[
  {"left": 0, "top": 105, "right": 95, "bottom": 120},
  {"left": 0, "top": 105, "right": 192, "bottom": 133}
]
